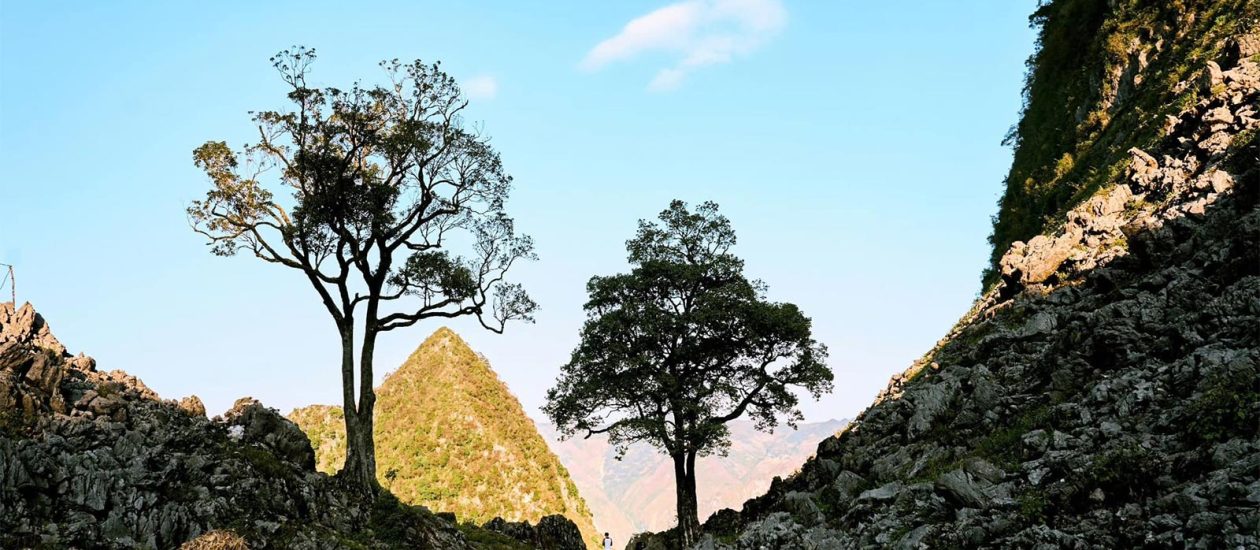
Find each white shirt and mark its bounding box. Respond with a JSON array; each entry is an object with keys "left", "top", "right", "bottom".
[{"left": 603, "top": 536, "right": 614, "bottom": 550}]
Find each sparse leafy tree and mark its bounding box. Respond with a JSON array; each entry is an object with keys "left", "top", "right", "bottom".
[
  {"left": 544, "top": 200, "right": 832, "bottom": 545},
  {"left": 189, "top": 47, "right": 537, "bottom": 494}
]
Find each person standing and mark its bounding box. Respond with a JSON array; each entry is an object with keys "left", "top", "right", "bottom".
[{"left": 602, "top": 532, "right": 614, "bottom": 550}]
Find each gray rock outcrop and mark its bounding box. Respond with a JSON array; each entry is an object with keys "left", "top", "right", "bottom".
[
  {"left": 0, "top": 303, "right": 473, "bottom": 549},
  {"left": 483, "top": 514, "right": 587, "bottom": 550},
  {"left": 661, "top": 11, "right": 1260, "bottom": 550}
]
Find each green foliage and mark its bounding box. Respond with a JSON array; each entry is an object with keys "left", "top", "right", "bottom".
[
  {"left": 189, "top": 46, "right": 538, "bottom": 493},
  {"left": 545, "top": 200, "right": 833, "bottom": 459},
  {"left": 187, "top": 47, "right": 537, "bottom": 330},
  {"left": 985, "top": 0, "right": 1258, "bottom": 287},
  {"left": 1183, "top": 365, "right": 1260, "bottom": 445},
  {"left": 290, "top": 329, "right": 601, "bottom": 549},
  {"left": 908, "top": 402, "right": 1053, "bottom": 486},
  {"left": 1225, "top": 127, "right": 1260, "bottom": 175},
  {"left": 287, "top": 405, "right": 346, "bottom": 475},
  {"left": 973, "top": 405, "right": 1053, "bottom": 467},
  {"left": 236, "top": 445, "right": 296, "bottom": 479},
  {"left": 1017, "top": 491, "right": 1049, "bottom": 522},
  {"left": 544, "top": 200, "right": 832, "bottom": 544},
  {"left": 1083, "top": 444, "right": 1161, "bottom": 503}
]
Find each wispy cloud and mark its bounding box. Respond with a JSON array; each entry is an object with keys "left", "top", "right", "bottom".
[
  {"left": 463, "top": 75, "right": 498, "bottom": 100},
  {"left": 581, "top": 0, "right": 787, "bottom": 91}
]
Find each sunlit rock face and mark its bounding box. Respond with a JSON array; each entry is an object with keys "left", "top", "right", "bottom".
[{"left": 645, "top": 5, "right": 1260, "bottom": 549}]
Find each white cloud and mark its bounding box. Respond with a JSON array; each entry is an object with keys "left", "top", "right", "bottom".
[
  {"left": 463, "top": 75, "right": 498, "bottom": 100},
  {"left": 581, "top": 0, "right": 787, "bottom": 91}
]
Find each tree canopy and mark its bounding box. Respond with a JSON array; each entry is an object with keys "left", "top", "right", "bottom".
[
  {"left": 544, "top": 200, "right": 831, "bottom": 544},
  {"left": 189, "top": 47, "right": 536, "bottom": 492}
]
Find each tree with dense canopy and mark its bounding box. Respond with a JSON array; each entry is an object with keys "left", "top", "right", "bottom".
[
  {"left": 189, "top": 47, "right": 537, "bottom": 494},
  {"left": 544, "top": 200, "right": 833, "bottom": 546}
]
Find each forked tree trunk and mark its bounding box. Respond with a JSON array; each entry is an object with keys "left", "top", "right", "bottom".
[
  {"left": 342, "top": 411, "right": 377, "bottom": 493},
  {"left": 338, "top": 323, "right": 379, "bottom": 495},
  {"left": 673, "top": 450, "right": 701, "bottom": 547}
]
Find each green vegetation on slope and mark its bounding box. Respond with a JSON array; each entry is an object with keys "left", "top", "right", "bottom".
[
  {"left": 986, "top": 0, "right": 1259, "bottom": 286},
  {"left": 290, "top": 328, "right": 600, "bottom": 549}
]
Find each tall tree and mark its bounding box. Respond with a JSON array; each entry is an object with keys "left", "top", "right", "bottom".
[
  {"left": 544, "top": 200, "right": 832, "bottom": 545},
  {"left": 189, "top": 48, "right": 537, "bottom": 494}
]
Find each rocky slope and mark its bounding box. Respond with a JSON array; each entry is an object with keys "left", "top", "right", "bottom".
[
  {"left": 290, "top": 328, "right": 601, "bottom": 549},
  {"left": 636, "top": 2, "right": 1259, "bottom": 549},
  {"left": 538, "top": 419, "right": 846, "bottom": 546},
  {"left": 0, "top": 303, "right": 582, "bottom": 549}
]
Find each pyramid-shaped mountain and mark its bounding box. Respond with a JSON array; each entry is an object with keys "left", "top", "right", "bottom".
[{"left": 289, "top": 328, "right": 600, "bottom": 548}]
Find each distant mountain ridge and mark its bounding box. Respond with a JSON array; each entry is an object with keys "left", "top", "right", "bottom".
[
  {"left": 538, "top": 418, "right": 848, "bottom": 545},
  {"left": 289, "top": 328, "right": 601, "bottom": 549}
]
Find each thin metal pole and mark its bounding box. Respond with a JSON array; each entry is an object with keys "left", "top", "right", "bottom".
[{"left": 0, "top": 264, "right": 12, "bottom": 305}]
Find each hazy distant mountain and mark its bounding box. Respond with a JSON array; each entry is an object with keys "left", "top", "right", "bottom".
[
  {"left": 290, "top": 328, "right": 600, "bottom": 548},
  {"left": 537, "top": 418, "right": 847, "bottom": 545}
]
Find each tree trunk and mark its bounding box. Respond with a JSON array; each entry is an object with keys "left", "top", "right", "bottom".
[
  {"left": 338, "top": 322, "right": 378, "bottom": 495},
  {"left": 355, "top": 323, "right": 380, "bottom": 491},
  {"left": 673, "top": 450, "right": 701, "bottom": 547},
  {"left": 342, "top": 412, "right": 377, "bottom": 493}
]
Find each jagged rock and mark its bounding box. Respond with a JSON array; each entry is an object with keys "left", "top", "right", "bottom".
[
  {"left": 535, "top": 515, "right": 586, "bottom": 550},
  {"left": 0, "top": 303, "right": 66, "bottom": 355},
  {"left": 483, "top": 514, "right": 585, "bottom": 550},
  {"left": 1202, "top": 61, "right": 1224, "bottom": 92},
  {"left": 1204, "top": 106, "right": 1235, "bottom": 131},
  {"left": 179, "top": 529, "right": 249, "bottom": 549},
  {"left": 177, "top": 395, "right": 206, "bottom": 418},
  {"left": 219, "top": 397, "right": 315, "bottom": 471},
  {"left": 826, "top": 471, "right": 868, "bottom": 502},
  {"left": 934, "top": 463, "right": 1009, "bottom": 509},
  {"left": 1227, "top": 33, "right": 1260, "bottom": 63},
  {"left": 781, "top": 492, "right": 823, "bottom": 526},
  {"left": 857, "top": 482, "right": 903, "bottom": 503},
  {"left": 661, "top": 16, "right": 1260, "bottom": 548},
  {"left": 484, "top": 517, "right": 537, "bottom": 543},
  {"left": 907, "top": 376, "right": 958, "bottom": 436},
  {"left": 711, "top": 512, "right": 847, "bottom": 550},
  {"left": 1127, "top": 147, "right": 1161, "bottom": 186},
  {"left": 66, "top": 353, "right": 95, "bottom": 373},
  {"left": 689, "top": 189, "right": 1260, "bottom": 547},
  {"left": 894, "top": 525, "right": 932, "bottom": 550},
  {"left": 0, "top": 309, "right": 476, "bottom": 549},
  {"left": 703, "top": 507, "right": 742, "bottom": 537},
  {"left": 999, "top": 231, "right": 1079, "bottom": 286}
]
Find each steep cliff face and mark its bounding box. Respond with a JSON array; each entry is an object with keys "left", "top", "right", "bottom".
[
  {"left": 661, "top": 3, "right": 1259, "bottom": 549},
  {"left": 290, "top": 328, "right": 601, "bottom": 549},
  {"left": 987, "top": 0, "right": 1258, "bottom": 286}
]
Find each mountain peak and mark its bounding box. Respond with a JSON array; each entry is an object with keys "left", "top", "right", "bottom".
[
  {"left": 293, "top": 329, "right": 602, "bottom": 548},
  {"left": 384, "top": 327, "right": 492, "bottom": 394},
  {"left": 422, "top": 326, "right": 462, "bottom": 345},
  {"left": 410, "top": 326, "right": 471, "bottom": 361}
]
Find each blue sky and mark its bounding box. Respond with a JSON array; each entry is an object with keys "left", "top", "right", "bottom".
[{"left": 1, "top": 1, "right": 1038, "bottom": 423}]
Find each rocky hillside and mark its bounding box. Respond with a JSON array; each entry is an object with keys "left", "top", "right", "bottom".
[
  {"left": 290, "top": 328, "right": 601, "bottom": 549},
  {"left": 637, "top": 2, "right": 1259, "bottom": 549},
  {"left": 0, "top": 303, "right": 585, "bottom": 549},
  {"left": 539, "top": 419, "right": 846, "bottom": 546},
  {"left": 986, "top": 0, "right": 1259, "bottom": 286}
]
